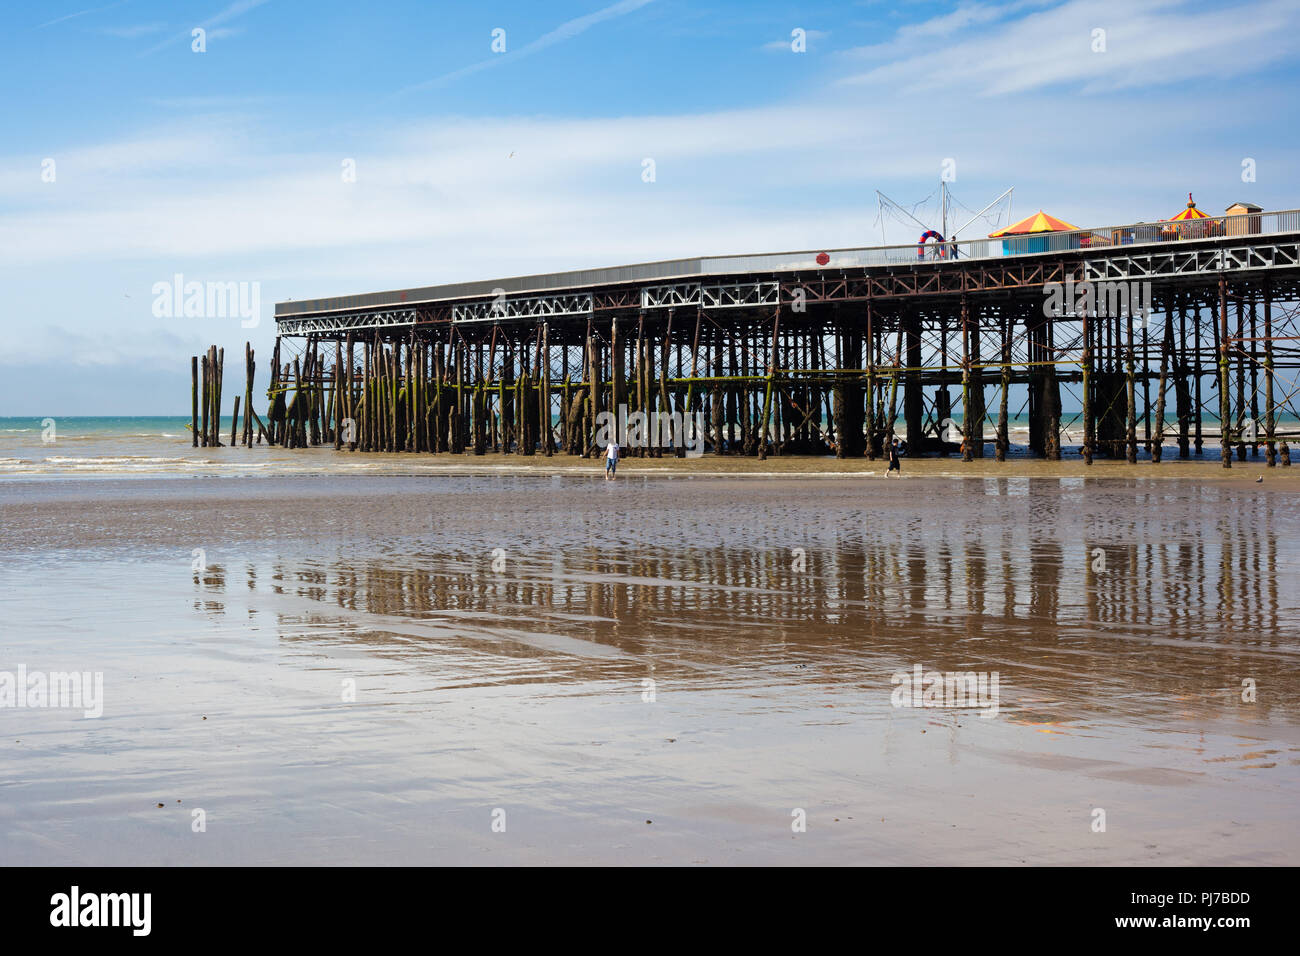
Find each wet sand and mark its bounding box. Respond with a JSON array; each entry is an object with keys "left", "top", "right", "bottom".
[{"left": 2, "top": 474, "right": 1298, "bottom": 865}]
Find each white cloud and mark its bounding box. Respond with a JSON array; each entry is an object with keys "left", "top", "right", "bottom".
[
  {"left": 0, "top": 71, "right": 1291, "bottom": 278},
  {"left": 838, "top": 0, "right": 1300, "bottom": 95}
]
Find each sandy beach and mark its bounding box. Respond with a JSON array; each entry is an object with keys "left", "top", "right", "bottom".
[
  {"left": 1, "top": 412, "right": 1293, "bottom": 483},
  {"left": 2, "top": 471, "right": 1297, "bottom": 865}
]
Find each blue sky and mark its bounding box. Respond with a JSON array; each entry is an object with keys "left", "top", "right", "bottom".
[{"left": 2, "top": 0, "right": 1297, "bottom": 413}]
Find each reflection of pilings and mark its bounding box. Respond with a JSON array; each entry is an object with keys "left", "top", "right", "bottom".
[{"left": 245, "top": 482, "right": 1297, "bottom": 722}]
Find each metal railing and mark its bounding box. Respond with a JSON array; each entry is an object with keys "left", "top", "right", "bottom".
[{"left": 704, "top": 209, "right": 1300, "bottom": 274}]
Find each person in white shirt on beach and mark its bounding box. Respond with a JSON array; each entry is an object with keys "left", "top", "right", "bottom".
[{"left": 604, "top": 441, "right": 619, "bottom": 480}]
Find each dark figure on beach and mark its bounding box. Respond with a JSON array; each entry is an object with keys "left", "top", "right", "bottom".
[{"left": 887, "top": 438, "right": 902, "bottom": 477}]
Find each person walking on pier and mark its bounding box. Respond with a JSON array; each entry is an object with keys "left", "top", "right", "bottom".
[
  {"left": 604, "top": 440, "right": 620, "bottom": 480},
  {"left": 887, "top": 437, "right": 902, "bottom": 477}
]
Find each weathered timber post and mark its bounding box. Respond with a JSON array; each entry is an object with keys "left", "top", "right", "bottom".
[
  {"left": 200, "top": 352, "right": 210, "bottom": 448},
  {"left": 1141, "top": 322, "right": 1151, "bottom": 455},
  {"left": 1082, "top": 303, "right": 1093, "bottom": 465},
  {"left": 1194, "top": 296, "right": 1204, "bottom": 455},
  {"left": 1043, "top": 318, "right": 1061, "bottom": 462},
  {"left": 998, "top": 313, "right": 1011, "bottom": 462},
  {"left": 1218, "top": 276, "right": 1232, "bottom": 469},
  {"left": 1235, "top": 294, "right": 1247, "bottom": 461},
  {"left": 961, "top": 295, "right": 973, "bottom": 463},
  {"left": 904, "top": 308, "right": 922, "bottom": 456},
  {"left": 660, "top": 310, "right": 675, "bottom": 456},
  {"left": 290, "top": 355, "right": 303, "bottom": 450},
  {"left": 191, "top": 356, "right": 200, "bottom": 447},
  {"left": 885, "top": 324, "right": 903, "bottom": 446},
  {"left": 970, "top": 303, "right": 984, "bottom": 458},
  {"left": 1125, "top": 308, "right": 1137, "bottom": 464},
  {"left": 268, "top": 339, "right": 281, "bottom": 445},
  {"left": 683, "top": 308, "right": 701, "bottom": 443},
  {"left": 585, "top": 327, "right": 598, "bottom": 455},
  {"left": 632, "top": 313, "right": 645, "bottom": 458},
  {"left": 1152, "top": 297, "right": 1173, "bottom": 464},
  {"left": 1175, "top": 296, "right": 1191, "bottom": 458},
  {"left": 1250, "top": 292, "right": 1260, "bottom": 458},
  {"left": 758, "top": 307, "right": 780, "bottom": 461},
  {"left": 390, "top": 341, "right": 401, "bottom": 452},
  {"left": 333, "top": 341, "right": 343, "bottom": 451},
  {"left": 358, "top": 339, "right": 369, "bottom": 451},
  {"left": 611, "top": 316, "right": 623, "bottom": 447},
  {"left": 243, "top": 343, "right": 255, "bottom": 446},
  {"left": 496, "top": 331, "right": 507, "bottom": 454},
  {"left": 710, "top": 326, "right": 724, "bottom": 455},
  {"left": 864, "top": 301, "right": 875, "bottom": 459},
  {"left": 1265, "top": 282, "right": 1276, "bottom": 467},
  {"left": 214, "top": 346, "right": 225, "bottom": 447},
  {"left": 453, "top": 338, "right": 466, "bottom": 454},
  {"left": 541, "top": 321, "right": 552, "bottom": 457},
  {"left": 515, "top": 346, "right": 526, "bottom": 455},
  {"left": 833, "top": 325, "right": 847, "bottom": 460}
]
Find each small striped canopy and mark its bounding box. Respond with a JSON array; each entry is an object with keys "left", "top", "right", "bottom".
[
  {"left": 988, "top": 210, "right": 1080, "bottom": 237},
  {"left": 1168, "top": 193, "right": 1209, "bottom": 221}
]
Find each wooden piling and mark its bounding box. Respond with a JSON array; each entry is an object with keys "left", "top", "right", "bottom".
[
  {"left": 864, "top": 303, "right": 875, "bottom": 460},
  {"left": 191, "top": 356, "right": 199, "bottom": 448},
  {"left": 1265, "top": 282, "right": 1276, "bottom": 467},
  {"left": 1218, "top": 277, "right": 1232, "bottom": 469},
  {"left": 542, "top": 321, "right": 552, "bottom": 457},
  {"left": 998, "top": 313, "right": 1011, "bottom": 462},
  {"left": 243, "top": 343, "right": 254, "bottom": 447},
  {"left": 1125, "top": 310, "right": 1137, "bottom": 464},
  {"left": 200, "top": 353, "right": 209, "bottom": 448},
  {"left": 1081, "top": 305, "right": 1092, "bottom": 465},
  {"left": 214, "top": 346, "right": 224, "bottom": 447},
  {"left": 961, "top": 296, "right": 973, "bottom": 463},
  {"left": 1152, "top": 297, "right": 1172, "bottom": 464}
]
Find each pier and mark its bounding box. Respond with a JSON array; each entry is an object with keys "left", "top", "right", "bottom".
[{"left": 201, "top": 207, "right": 1300, "bottom": 467}]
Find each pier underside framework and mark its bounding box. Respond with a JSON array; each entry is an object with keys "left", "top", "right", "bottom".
[{"left": 258, "top": 225, "right": 1300, "bottom": 468}]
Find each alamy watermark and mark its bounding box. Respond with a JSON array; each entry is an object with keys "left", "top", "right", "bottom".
[
  {"left": 891, "top": 663, "right": 999, "bottom": 718},
  {"left": 1043, "top": 278, "right": 1152, "bottom": 325},
  {"left": 1, "top": 665, "right": 103, "bottom": 718},
  {"left": 50, "top": 887, "right": 150, "bottom": 936},
  {"left": 152, "top": 273, "right": 260, "bottom": 328},
  {"left": 594, "top": 402, "right": 705, "bottom": 457}
]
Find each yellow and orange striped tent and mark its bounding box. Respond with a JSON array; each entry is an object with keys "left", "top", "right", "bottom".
[
  {"left": 1167, "top": 193, "right": 1209, "bottom": 221},
  {"left": 988, "top": 210, "right": 1080, "bottom": 237}
]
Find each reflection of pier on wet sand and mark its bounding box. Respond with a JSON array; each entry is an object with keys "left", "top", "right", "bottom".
[{"left": 2, "top": 474, "right": 1296, "bottom": 864}]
